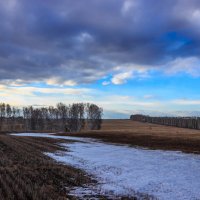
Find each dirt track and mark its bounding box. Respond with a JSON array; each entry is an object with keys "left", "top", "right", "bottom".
[{"left": 65, "top": 120, "right": 200, "bottom": 154}]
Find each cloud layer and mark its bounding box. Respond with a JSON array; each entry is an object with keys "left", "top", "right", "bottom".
[{"left": 1, "top": 0, "right": 200, "bottom": 85}]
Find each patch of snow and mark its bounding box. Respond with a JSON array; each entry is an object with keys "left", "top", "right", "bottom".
[
  {"left": 68, "top": 186, "right": 104, "bottom": 200},
  {"left": 13, "top": 133, "right": 200, "bottom": 200},
  {"left": 11, "top": 132, "right": 94, "bottom": 142}
]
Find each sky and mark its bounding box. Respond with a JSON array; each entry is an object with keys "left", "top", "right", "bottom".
[{"left": 0, "top": 0, "right": 200, "bottom": 118}]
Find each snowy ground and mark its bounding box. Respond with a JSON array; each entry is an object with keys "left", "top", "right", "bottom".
[{"left": 13, "top": 133, "right": 200, "bottom": 200}]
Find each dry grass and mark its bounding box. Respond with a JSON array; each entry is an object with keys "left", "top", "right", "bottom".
[
  {"left": 0, "top": 134, "right": 92, "bottom": 200},
  {"left": 63, "top": 119, "right": 200, "bottom": 154}
]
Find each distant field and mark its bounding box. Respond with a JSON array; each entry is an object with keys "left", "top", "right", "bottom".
[{"left": 66, "top": 119, "right": 200, "bottom": 154}]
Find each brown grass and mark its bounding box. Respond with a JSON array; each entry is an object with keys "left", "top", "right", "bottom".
[
  {"left": 0, "top": 134, "right": 93, "bottom": 200},
  {"left": 63, "top": 119, "right": 200, "bottom": 154}
]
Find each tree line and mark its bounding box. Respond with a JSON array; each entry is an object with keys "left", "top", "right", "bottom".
[
  {"left": 0, "top": 102, "right": 103, "bottom": 132},
  {"left": 130, "top": 114, "right": 200, "bottom": 130}
]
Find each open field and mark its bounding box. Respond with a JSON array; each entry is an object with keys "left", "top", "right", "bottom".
[
  {"left": 0, "top": 134, "right": 93, "bottom": 200},
  {"left": 13, "top": 132, "right": 200, "bottom": 199},
  {"left": 1, "top": 120, "right": 200, "bottom": 199},
  {"left": 0, "top": 133, "right": 149, "bottom": 200},
  {"left": 65, "top": 119, "right": 200, "bottom": 154}
]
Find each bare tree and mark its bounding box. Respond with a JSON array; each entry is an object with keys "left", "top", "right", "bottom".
[
  {"left": 6, "top": 104, "right": 12, "bottom": 131},
  {"left": 0, "top": 102, "right": 103, "bottom": 132},
  {"left": 86, "top": 103, "right": 103, "bottom": 130},
  {"left": 130, "top": 114, "right": 200, "bottom": 130},
  {"left": 57, "top": 103, "right": 68, "bottom": 131},
  {"left": 0, "top": 103, "right": 6, "bottom": 123},
  {"left": 67, "top": 103, "right": 85, "bottom": 132}
]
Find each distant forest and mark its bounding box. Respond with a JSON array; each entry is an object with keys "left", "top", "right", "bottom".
[
  {"left": 130, "top": 114, "right": 200, "bottom": 130},
  {"left": 0, "top": 102, "right": 103, "bottom": 132}
]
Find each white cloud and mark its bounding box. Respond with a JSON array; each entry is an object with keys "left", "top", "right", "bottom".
[
  {"left": 172, "top": 99, "right": 200, "bottom": 105},
  {"left": 144, "top": 95, "right": 155, "bottom": 99},
  {"left": 121, "top": 0, "right": 137, "bottom": 14},
  {"left": 111, "top": 71, "right": 133, "bottom": 85},
  {"left": 46, "top": 77, "right": 77, "bottom": 86},
  {"left": 0, "top": 85, "right": 95, "bottom": 107},
  {"left": 0, "top": 86, "right": 92, "bottom": 97},
  {"left": 164, "top": 57, "right": 200, "bottom": 76},
  {"left": 63, "top": 80, "right": 77, "bottom": 86},
  {"left": 102, "top": 81, "right": 110, "bottom": 86},
  {"left": 3, "top": 0, "right": 17, "bottom": 12},
  {"left": 111, "top": 56, "right": 200, "bottom": 81},
  {"left": 76, "top": 32, "right": 94, "bottom": 43}
]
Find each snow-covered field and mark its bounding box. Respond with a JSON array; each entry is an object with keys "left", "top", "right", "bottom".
[{"left": 13, "top": 133, "right": 200, "bottom": 200}]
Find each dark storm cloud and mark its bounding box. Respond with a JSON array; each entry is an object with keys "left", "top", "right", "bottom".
[{"left": 0, "top": 0, "right": 200, "bottom": 84}]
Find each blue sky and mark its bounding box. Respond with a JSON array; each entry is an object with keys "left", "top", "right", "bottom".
[{"left": 0, "top": 0, "right": 200, "bottom": 118}]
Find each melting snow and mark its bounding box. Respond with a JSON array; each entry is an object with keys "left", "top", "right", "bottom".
[{"left": 13, "top": 133, "right": 200, "bottom": 200}]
